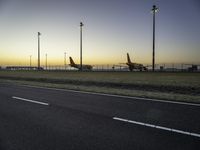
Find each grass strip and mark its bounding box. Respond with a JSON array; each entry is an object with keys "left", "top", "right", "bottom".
[
  {"left": 0, "top": 76, "right": 199, "bottom": 95},
  {"left": 1, "top": 79, "right": 200, "bottom": 104}
]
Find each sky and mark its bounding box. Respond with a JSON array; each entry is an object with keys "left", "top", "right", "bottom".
[{"left": 0, "top": 0, "right": 199, "bottom": 66}]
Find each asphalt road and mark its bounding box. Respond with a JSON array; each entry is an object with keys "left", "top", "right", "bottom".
[{"left": 0, "top": 83, "right": 199, "bottom": 150}]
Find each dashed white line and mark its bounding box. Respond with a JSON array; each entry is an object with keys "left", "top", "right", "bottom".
[
  {"left": 113, "top": 117, "right": 200, "bottom": 138},
  {"left": 12, "top": 96, "right": 49, "bottom": 106}
]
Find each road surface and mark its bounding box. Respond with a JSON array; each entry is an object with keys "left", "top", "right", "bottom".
[{"left": 0, "top": 83, "right": 199, "bottom": 150}]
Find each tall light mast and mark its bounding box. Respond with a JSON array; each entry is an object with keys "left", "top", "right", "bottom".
[
  {"left": 38, "top": 32, "right": 41, "bottom": 70},
  {"left": 64, "top": 52, "right": 67, "bottom": 70},
  {"left": 151, "top": 5, "right": 159, "bottom": 71},
  {"left": 45, "top": 53, "right": 47, "bottom": 70},
  {"left": 80, "top": 22, "right": 84, "bottom": 71},
  {"left": 30, "top": 55, "right": 32, "bottom": 68}
]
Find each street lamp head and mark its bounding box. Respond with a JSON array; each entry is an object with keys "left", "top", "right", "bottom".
[
  {"left": 151, "top": 5, "right": 159, "bottom": 13},
  {"left": 80, "top": 22, "right": 84, "bottom": 27}
]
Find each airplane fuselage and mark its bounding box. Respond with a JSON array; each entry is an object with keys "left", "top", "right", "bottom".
[
  {"left": 71, "top": 64, "right": 92, "bottom": 70},
  {"left": 126, "top": 63, "right": 146, "bottom": 71}
]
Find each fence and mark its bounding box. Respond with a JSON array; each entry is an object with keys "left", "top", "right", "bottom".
[{"left": 1, "top": 63, "right": 200, "bottom": 72}]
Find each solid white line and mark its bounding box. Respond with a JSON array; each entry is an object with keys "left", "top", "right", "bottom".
[
  {"left": 155, "top": 126, "right": 171, "bottom": 131},
  {"left": 12, "top": 96, "right": 49, "bottom": 106},
  {"left": 113, "top": 117, "right": 200, "bottom": 138},
  {"left": 21, "top": 84, "right": 200, "bottom": 107}
]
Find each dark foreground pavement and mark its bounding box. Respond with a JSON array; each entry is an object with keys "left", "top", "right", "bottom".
[{"left": 0, "top": 83, "right": 199, "bottom": 150}]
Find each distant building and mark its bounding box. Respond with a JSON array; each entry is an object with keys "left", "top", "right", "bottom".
[{"left": 188, "top": 65, "right": 198, "bottom": 72}]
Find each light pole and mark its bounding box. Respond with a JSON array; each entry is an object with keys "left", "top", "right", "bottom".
[
  {"left": 45, "top": 53, "right": 47, "bottom": 70},
  {"left": 30, "top": 55, "right": 32, "bottom": 68},
  {"left": 64, "top": 52, "right": 67, "bottom": 70},
  {"left": 80, "top": 22, "right": 84, "bottom": 71},
  {"left": 38, "top": 32, "right": 41, "bottom": 70},
  {"left": 151, "top": 5, "right": 159, "bottom": 71}
]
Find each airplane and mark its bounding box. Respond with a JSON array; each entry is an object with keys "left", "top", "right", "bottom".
[
  {"left": 69, "top": 57, "right": 93, "bottom": 70},
  {"left": 126, "top": 53, "right": 148, "bottom": 71}
]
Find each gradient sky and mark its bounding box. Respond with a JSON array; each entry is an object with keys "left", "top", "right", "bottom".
[{"left": 0, "top": 0, "right": 199, "bottom": 66}]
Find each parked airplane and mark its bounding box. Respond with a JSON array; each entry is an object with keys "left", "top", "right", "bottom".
[
  {"left": 126, "top": 53, "right": 148, "bottom": 71},
  {"left": 69, "top": 57, "right": 92, "bottom": 70}
]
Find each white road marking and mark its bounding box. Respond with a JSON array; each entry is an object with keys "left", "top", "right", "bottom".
[
  {"left": 21, "top": 84, "right": 200, "bottom": 107},
  {"left": 12, "top": 96, "right": 49, "bottom": 106},
  {"left": 113, "top": 117, "right": 200, "bottom": 138}
]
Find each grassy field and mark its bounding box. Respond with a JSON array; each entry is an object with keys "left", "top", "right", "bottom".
[{"left": 0, "top": 70, "right": 200, "bottom": 103}]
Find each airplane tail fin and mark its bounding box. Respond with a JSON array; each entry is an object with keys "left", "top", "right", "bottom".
[
  {"left": 69, "top": 57, "right": 76, "bottom": 66},
  {"left": 127, "top": 53, "right": 132, "bottom": 63}
]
